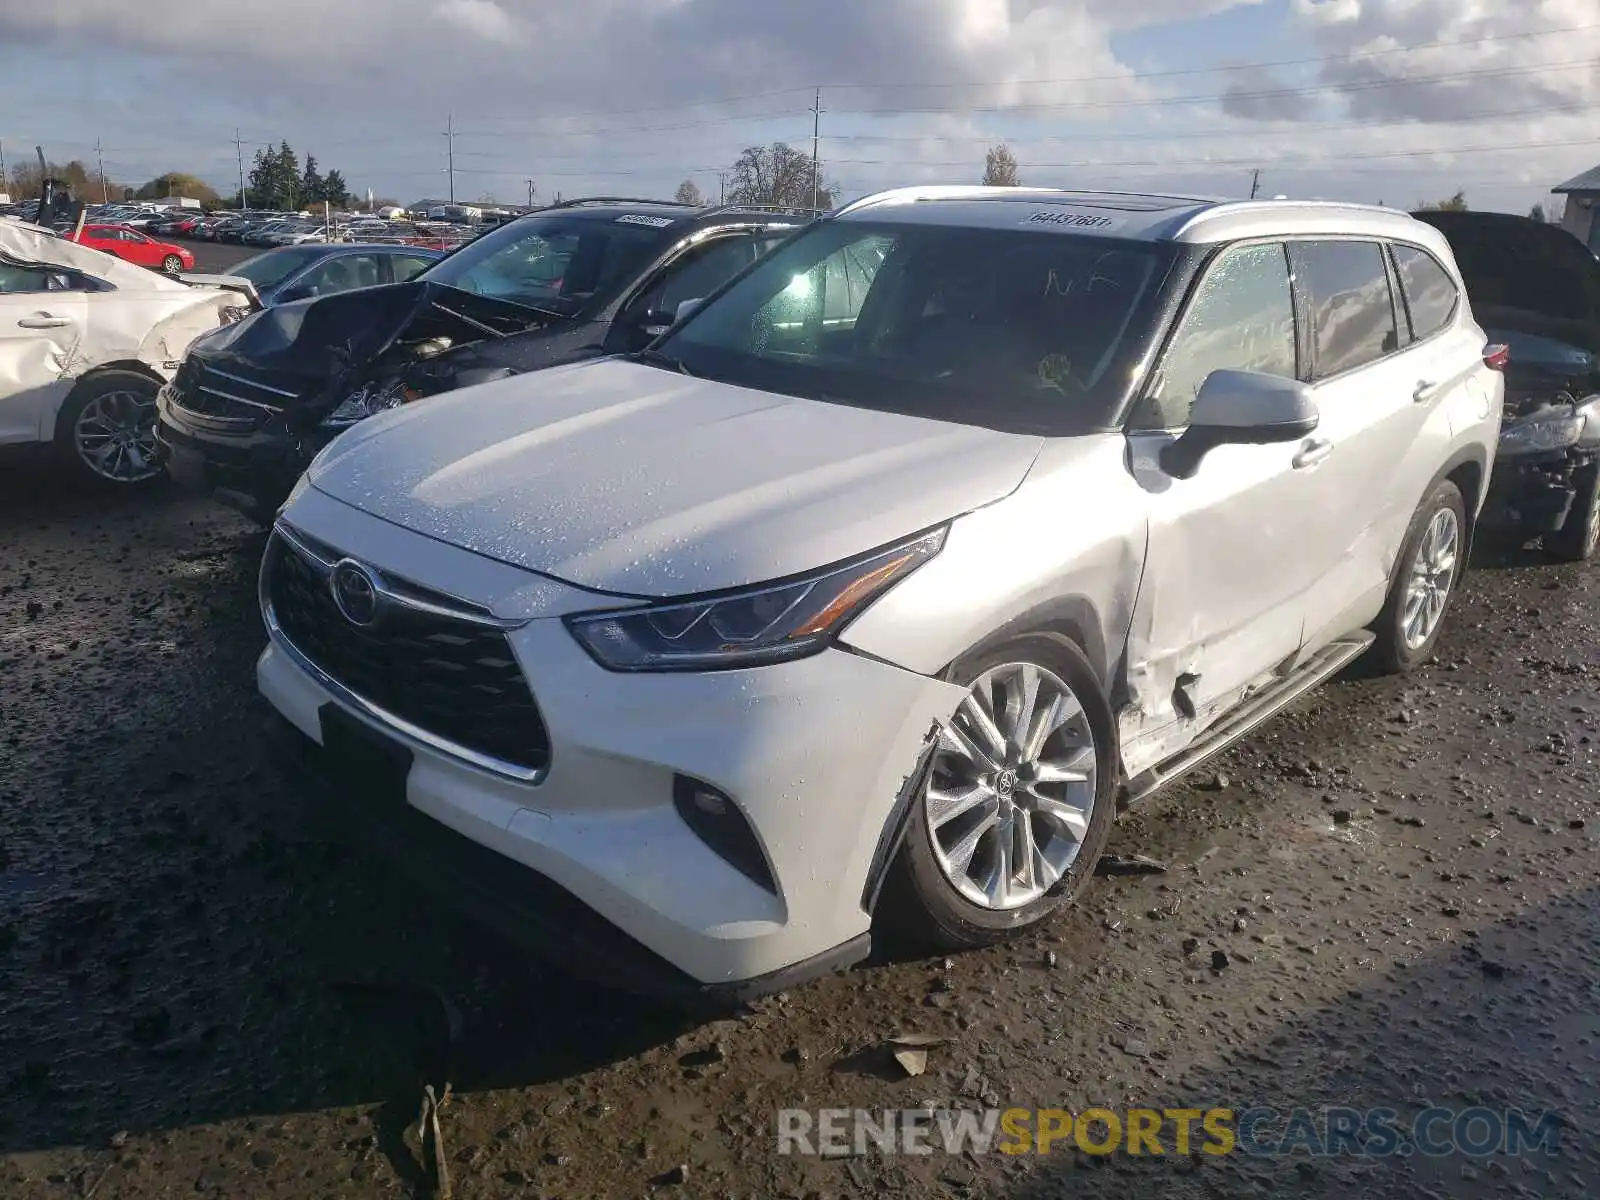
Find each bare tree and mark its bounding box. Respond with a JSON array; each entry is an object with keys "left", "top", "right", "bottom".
[
  {"left": 726, "top": 143, "right": 834, "bottom": 210},
  {"left": 674, "top": 179, "right": 704, "bottom": 205},
  {"left": 1528, "top": 202, "right": 1549, "bottom": 223},
  {"left": 983, "top": 143, "right": 1020, "bottom": 187},
  {"left": 1416, "top": 189, "right": 1468, "bottom": 212}
]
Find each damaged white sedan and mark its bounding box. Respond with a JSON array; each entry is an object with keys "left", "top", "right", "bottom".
[
  {"left": 257, "top": 186, "right": 1503, "bottom": 1003},
  {"left": 0, "top": 218, "right": 252, "bottom": 484}
]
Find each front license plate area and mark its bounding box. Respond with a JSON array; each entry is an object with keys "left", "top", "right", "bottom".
[{"left": 317, "top": 703, "right": 413, "bottom": 810}]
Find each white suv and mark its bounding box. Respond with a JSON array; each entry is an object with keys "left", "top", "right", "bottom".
[{"left": 257, "top": 187, "right": 1502, "bottom": 1002}]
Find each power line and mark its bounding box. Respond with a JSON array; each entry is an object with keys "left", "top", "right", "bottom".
[
  {"left": 828, "top": 133, "right": 1600, "bottom": 173},
  {"left": 435, "top": 55, "right": 1598, "bottom": 138},
  {"left": 839, "top": 56, "right": 1600, "bottom": 116},
  {"left": 819, "top": 20, "right": 1600, "bottom": 91},
  {"left": 382, "top": 20, "right": 1600, "bottom": 123},
  {"left": 820, "top": 99, "right": 1600, "bottom": 145}
]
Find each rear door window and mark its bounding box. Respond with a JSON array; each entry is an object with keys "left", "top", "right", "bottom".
[
  {"left": 1291, "top": 240, "right": 1402, "bottom": 378},
  {"left": 1390, "top": 244, "right": 1459, "bottom": 342}
]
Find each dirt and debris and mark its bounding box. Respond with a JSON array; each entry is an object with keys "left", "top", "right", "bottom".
[{"left": 2, "top": 466, "right": 1598, "bottom": 1199}]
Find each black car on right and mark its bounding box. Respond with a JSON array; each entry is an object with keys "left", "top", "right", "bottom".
[{"left": 1414, "top": 209, "right": 1600, "bottom": 560}]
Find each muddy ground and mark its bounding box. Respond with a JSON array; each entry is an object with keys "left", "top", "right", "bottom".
[{"left": 1, "top": 461, "right": 1596, "bottom": 1200}]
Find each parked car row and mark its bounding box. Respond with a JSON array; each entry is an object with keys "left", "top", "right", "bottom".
[
  {"left": 174, "top": 211, "right": 480, "bottom": 250},
  {"left": 10, "top": 187, "right": 1598, "bottom": 1007}
]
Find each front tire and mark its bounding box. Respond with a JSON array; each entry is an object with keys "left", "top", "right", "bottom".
[
  {"left": 1371, "top": 479, "right": 1466, "bottom": 672},
  {"left": 1545, "top": 464, "right": 1600, "bottom": 563},
  {"left": 161, "top": 254, "right": 185, "bottom": 275},
  {"left": 880, "top": 633, "right": 1117, "bottom": 952},
  {"left": 54, "top": 372, "right": 165, "bottom": 486}
]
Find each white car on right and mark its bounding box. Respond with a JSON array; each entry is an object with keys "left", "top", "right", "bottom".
[{"left": 256, "top": 186, "right": 1503, "bottom": 1002}]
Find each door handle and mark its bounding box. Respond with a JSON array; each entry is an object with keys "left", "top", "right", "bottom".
[
  {"left": 1292, "top": 438, "right": 1334, "bottom": 469},
  {"left": 17, "top": 315, "right": 73, "bottom": 329},
  {"left": 1413, "top": 379, "right": 1440, "bottom": 404}
]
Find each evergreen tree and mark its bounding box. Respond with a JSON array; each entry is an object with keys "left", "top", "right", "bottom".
[{"left": 301, "top": 154, "right": 324, "bottom": 205}]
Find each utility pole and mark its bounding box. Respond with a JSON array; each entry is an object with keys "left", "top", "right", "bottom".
[
  {"left": 1249, "top": 168, "right": 1262, "bottom": 200},
  {"left": 717, "top": 171, "right": 727, "bottom": 204},
  {"left": 444, "top": 113, "right": 456, "bottom": 204},
  {"left": 810, "top": 88, "right": 823, "bottom": 211},
  {"left": 94, "top": 138, "right": 109, "bottom": 203},
  {"left": 0, "top": 139, "right": 6, "bottom": 197},
  {"left": 526, "top": 178, "right": 535, "bottom": 209},
  {"left": 234, "top": 128, "right": 247, "bottom": 210}
]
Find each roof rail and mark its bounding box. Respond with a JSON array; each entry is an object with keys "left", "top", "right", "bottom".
[
  {"left": 834, "top": 185, "right": 1040, "bottom": 215},
  {"left": 695, "top": 202, "right": 828, "bottom": 221},
  {"left": 543, "top": 196, "right": 699, "bottom": 210}
]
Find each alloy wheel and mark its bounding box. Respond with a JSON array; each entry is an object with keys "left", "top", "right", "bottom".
[
  {"left": 1402, "top": 506, "right": 1459, "bottom": 650},
  {"left": 924, "top": 661, "right": 1099, "bottom": 911},
  {"left": 75, "top": 389, "right": 162, "bottom": 483}
]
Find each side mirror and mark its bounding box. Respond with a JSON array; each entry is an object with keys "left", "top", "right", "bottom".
[
  {"left": 1160, "top": 369, "right": 1319, "bottom": 480},
  {"left": 276, "top": 284, "right": 316, "bottom": 304},
  {"left": 639, "top": 298, "right": 704, "bottom": 339}
]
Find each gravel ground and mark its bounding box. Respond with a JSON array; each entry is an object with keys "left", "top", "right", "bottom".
[{"left": 1, "top": 458, "right": 1597, "bottom": 1200}]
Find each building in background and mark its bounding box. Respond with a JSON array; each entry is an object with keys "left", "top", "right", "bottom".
[{"left": 1552, "top": 165, "right": 1600, "bottom": 253}]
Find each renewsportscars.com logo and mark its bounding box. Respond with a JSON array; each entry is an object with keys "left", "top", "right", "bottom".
[{"left": 776, "top": 1106, "right": 1566, "bottom": 1159}]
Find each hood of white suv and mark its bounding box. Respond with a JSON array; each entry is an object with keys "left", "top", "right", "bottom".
[{"left": 307, "top": 359, "right": 1043, "bottom": 596}]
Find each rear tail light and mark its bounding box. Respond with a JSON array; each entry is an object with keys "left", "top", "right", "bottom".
[{"left": 1484, "top": 343, "right": 1510, "bottom": 371}]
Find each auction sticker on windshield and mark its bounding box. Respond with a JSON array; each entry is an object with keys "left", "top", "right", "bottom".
[
  {"left": 616, "top": 214, "right": 676, "bottom": 228},
  {"left": 1027, "top": 210, "right": 1126, "bottom": 231}
]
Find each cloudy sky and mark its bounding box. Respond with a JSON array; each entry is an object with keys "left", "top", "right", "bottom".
[{"left": 2, "top": 0, "right": 1597, "bottom": 215}]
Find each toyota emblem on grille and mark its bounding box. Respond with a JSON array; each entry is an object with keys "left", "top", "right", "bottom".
[{"left": 330, "top": 559, "right": 380, "bottom": 627}]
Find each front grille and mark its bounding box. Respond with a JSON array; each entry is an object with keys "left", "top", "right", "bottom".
[
  {"left": 169, "top": 358, "right": 297, "bottom": 424},
  {"left": 266, "top": 536, "right": 550, "bottom": 774}
]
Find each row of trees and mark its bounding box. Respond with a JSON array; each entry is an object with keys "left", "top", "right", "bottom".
[
  {"left": 670, "top": 140, "right": 1022, "bottom": 210},
  {"left": 244, "top": 142, "right": 352, "bottom": 210},
  {"left": 6, "top": 160, "right": 232, "bottom": 206}
]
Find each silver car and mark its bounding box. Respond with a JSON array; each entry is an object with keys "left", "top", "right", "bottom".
[{"left": 257, "top": 186, "right": 1503, "bottom": 1001}]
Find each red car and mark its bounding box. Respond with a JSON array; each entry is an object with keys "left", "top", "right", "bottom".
[{"left": 69, "top": 224, "right": 195, "bottom": 274}]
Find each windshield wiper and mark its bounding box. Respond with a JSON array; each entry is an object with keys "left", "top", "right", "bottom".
[{"left": 632, "top": 347, "right": 694, "bottom": 377}]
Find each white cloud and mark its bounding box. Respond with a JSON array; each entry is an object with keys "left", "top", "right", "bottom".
[
  {"left": 433, "top": 0, "right": 523, "bottom": 43},
  {"left": 1293, "top": 0, "right": 1600, "bottom": 121},
  {"left": 0, "top": 0, "right": 1592, "bottom": 213}
]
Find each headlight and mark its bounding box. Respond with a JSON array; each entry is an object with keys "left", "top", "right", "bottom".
[
  {"left": 1576, "top": 395, "right": 1600, "bottom": 448},
  {"left": 1498, "top": 410, "right": 1585, "bottom": 457},
  {"left": 320, "top": 379, "right": 412, "bottom": 429},
  {"left": 565, "top": 527, "right": 947, "bottom": 672}
]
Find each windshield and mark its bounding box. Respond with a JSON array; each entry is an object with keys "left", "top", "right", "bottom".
[
  {"left": 419, "top": 213, "right": 675, "bottom": 314},
  {"left": 659, "top": 219, "right": 1167, "bottom": 430},
  {"left": 232, "top": 246, "right": 332, "bottom": 291}
]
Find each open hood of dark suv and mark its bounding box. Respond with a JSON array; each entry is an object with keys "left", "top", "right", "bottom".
[
  {"left": 1411, "top": 210, "right": 1600, "bottom": 355},
  {"left": 185, "top": 280, "right": 561, "bottom": 421}
]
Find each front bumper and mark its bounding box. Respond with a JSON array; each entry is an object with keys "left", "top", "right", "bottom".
[
  {"left": 156, "top": 390, "right": 333, "bottom": 525},
  {"left": 1481, "top": 451, "right": 1596, "bottom": 533},
  {"left": 256, "top": 497, "right": 963, "bottom": 997}
]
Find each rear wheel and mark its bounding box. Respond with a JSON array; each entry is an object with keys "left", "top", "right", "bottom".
[
  {"left": 1371, "top": 479, "right": 1466, "bottom": 672},
  {"left": 880, "top": 633, "right": 1116, "bottom": 951},
  {"left": 1545, "top": 464, "right": 1600, "bottom": 563}
]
